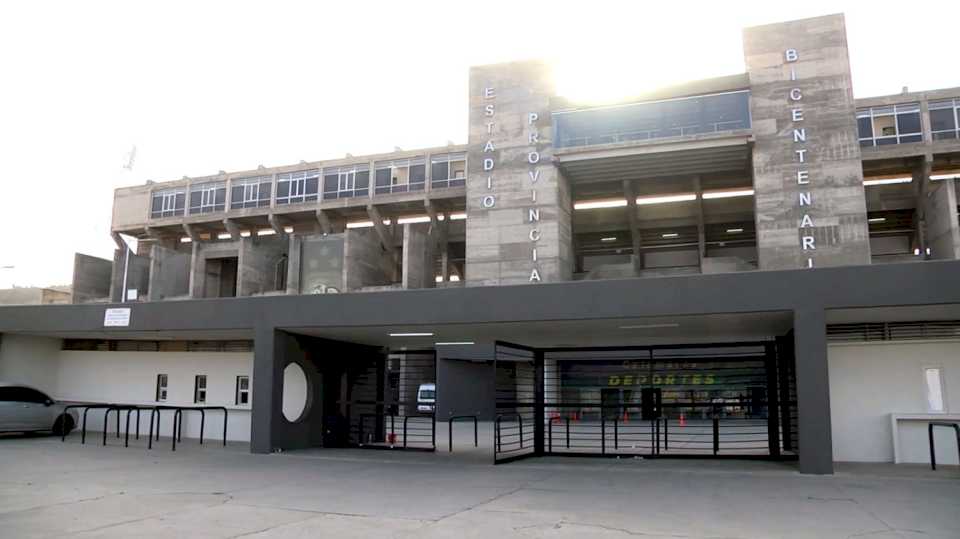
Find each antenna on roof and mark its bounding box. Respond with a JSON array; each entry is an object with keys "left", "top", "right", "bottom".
[{"left": 394, "top": 146, "right": 402, "bottom": 152}]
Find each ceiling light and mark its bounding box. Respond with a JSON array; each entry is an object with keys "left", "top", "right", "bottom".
[
  {"left": 726, "top": 228, "right": 744, "bottom": 233},
  {"left": 449, "top": 212, "right": 467, "bottom": 220},
  {"left": 863, "top": 177, "right": 912, "bottom": 186},
  {"left": 283, "top": 226, "right": 294, "bottom": 233},
  {"left": 435, "top": 342, "right": 475, "bottom": 346},
  {"left": 449, "top": 275, "right": 461, "bottom": 282},
  {"left": 346, "top": 221, "right": 374, "bottom": 229},
  {"left": 702, "top": 189, "right": 755, "bottom": 199},
  {"left": 389, "top": 332, "right": 434, "bottom": 337},
  {"left": 619, "top": 323, "right": 680, "bottom": 329},
  {"left": 217, "top": 233, "right": 233, "bottom": 240},
  {"left": 662, "top": 233, "right": 679, "bottom": 238},
  {"left": 931, "top": 173, "right": 960, "bottom": 181},
  {"left": 600, "top": 237, "right": 617, "bottom": 242},
  {"left": 636, "top": 193, "right": 697, "bottom": 205},
  {"left": 435, "top": 275, "right": 443, "bottom": 283},
  {"left": 574, "top": 198, "right": 627, "bottom": 210},
  {"left": 179, "top": 237, "right": 192, "bottom": 243},
  {"left": 257, "top": 229, "right": 276, "bottom": 236},
  {"left": 240, "top": 230, "right": 252, "bottom": 237},
  {"left": 397, "top": 215, "right": 431, "bottom": 224},
  {"left": 868, "top": 217, "right": 886, "bottom": 223}
]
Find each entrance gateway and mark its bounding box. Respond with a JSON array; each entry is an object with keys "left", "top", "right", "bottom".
[{"left": 493, "top": 340, "right": 798, "bottom": 464}]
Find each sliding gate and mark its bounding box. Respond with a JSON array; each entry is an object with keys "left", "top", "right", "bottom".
[{"left": 495, "top": 341, "right": 797, "bottom": 463}]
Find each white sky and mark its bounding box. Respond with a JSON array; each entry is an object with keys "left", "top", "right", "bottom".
[{"left": 0, "top": 0, "right": 957, "bottom": 288}]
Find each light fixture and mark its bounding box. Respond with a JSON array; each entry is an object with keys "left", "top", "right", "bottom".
[
  {"left": 179, "top": 237, "right": 192, "bottom": 243},
  {"left": 726, "top": 228, "right": 744, "bottom": 233},
  {"left": 449, "top": 275, "right": 461, "bottom": 282},
  {"left": 240, "top": 230, "right": 252, "bottom": 237},
  {"left": 863, "top": 177, "right": 912, "bottom": 186},
  {"left": 283, "top": 226, "right": 294, "bottom": 233},
  {"left": 635, "top": 193, "right": 697, "bottom": 205},
  {"left": 600, "top": 237, "right": 617, "bottom": 242},
  {"left": 346, "top": 221, "right": 374, "bottom": 229},
  {"left": 435, "top": 275, "right": 443, "bottom": 283},
  {"left": 397, "top": 215, "right": 431, "bottom": 224},
  {"left": 914, "top": 248, "right": 921, "bottom": 256},
  {"left": 449, "top": 212, "right": 467, "bottom": 220},
  {"left": 868, "top": 217, "right": 886, "bottom": 223},
  {"left": 257, "top": 229, "right": 276, "bottom": 236},
  {"left": 620, "top": 323, "right": 680, "bottom": 329},
  {"left": 435, "top": 341, "right": 475, "bottom": 346},
  {"left": 389, "top": 332, "right": 434, "bottom": 337},
  {"left": 217, "top": 233, "right": 232, "bottom": 240},
  {"left": 702, "top": 189, "right": 755, "bottom": 200},
  {"left": 931, "top": 173, "right": 960, "bottom": 181},
  {"left": 574, "top": 198, "right": 627, "bottom": 210},
  {"left": 662, "top": 233, "right": 679, "bottom": 238}
]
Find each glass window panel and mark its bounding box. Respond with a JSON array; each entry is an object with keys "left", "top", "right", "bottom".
[
  {"left": 930, "top": 108, "right": 956, "bottom": 132},
  {"left": 873, "top": 116, "right": 896, "bottom": 137},
  {"left": 896, "top": 112, "right": 921, "bottom": 135},
  {"left": 857, "top": 117, "right": 873, "bottom": 139},
  {"left": 375, "top": 168, "right": 391, "bottom": 187},
  {"left": 431, "top": 161, "right": 448, "bottom": 181},
  {"left": 925, "top": 368, "right": 945, "bottom": 412},
  {"left": 410, "top": 164, "right": 426, "bottom": 184}
]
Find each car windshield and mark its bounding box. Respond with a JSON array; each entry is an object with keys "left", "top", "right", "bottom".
[{"left": 419, "top": 390, "right": 436, "bottom": 399}]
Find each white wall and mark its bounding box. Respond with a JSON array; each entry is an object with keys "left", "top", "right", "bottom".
[
  {"left": 829, "top": 341, "right": 960, "bottom": 465},
  {"left": 0, "top": 334, "right": 253, "bottom": 442}
]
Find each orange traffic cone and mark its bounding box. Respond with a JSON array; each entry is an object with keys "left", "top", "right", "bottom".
[{"left": 679, "top": 412, "right": 686, "bottom": 427}]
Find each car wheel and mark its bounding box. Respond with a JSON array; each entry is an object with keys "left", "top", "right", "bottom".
[{"left": 52, "top": 414, "right": 75, "bottom": 436}]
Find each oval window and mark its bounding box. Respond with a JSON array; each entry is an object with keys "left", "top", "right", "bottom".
[{"left": 281, "top": 362, "right": 309, "bottom": 422}]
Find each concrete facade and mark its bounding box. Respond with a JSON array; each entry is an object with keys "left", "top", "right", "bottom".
[{"left": 744, "top": 14, "right": 871, "bottom": 270}]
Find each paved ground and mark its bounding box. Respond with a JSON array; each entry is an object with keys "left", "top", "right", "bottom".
[{"left": 0, "top": 427, "right": 958, "bottom": 538}]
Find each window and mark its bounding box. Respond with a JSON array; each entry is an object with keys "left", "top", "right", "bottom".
[
  {"left": 235, "top": 375, "right": 250, "bottom": 405},
  {"left": 150, "top": 188, "right": 186, "bottom": 218},
  {"left": 0, "top": 386, "right": 50, "bottom": 403},
  {"left": 322, "top": 165, "right": 369, "bottom": 199},
  {"left": 857, "top": 103, "right": 923, "bottom": 147},
  {"left": 430, "top": 152, "right": 467, "bottom": 189},
  {"left": 276, "top": 169, "right": 320, "bottom": 205},
  {"left": 194, "top": 375, "right": 207, "bottom": 404},
  {"left": 230, "top": 176, "right": 272, "bottom": 209},
  {"left": 156, "top": 374, "right": 168, "bottom": 402},
  {"left": 188, "top": 181, "right": 226, "bottom": 214},
  {"left": 930, "top": 99, "right": 960, "bottom": 141},
  {"left": 374, "top": 157, "right": 426, "bottom": 195},
  {"left": 924, "top": 367, "right": 946, "bottom": 413}
]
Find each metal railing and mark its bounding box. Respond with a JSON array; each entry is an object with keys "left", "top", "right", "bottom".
[
  {"left": 928, "top": 422, "right": 960, "bottom": 471},
  {"left": 448, "top": 415, "right": 478, "bottom": 452},
  {"left": 495, "top": 413, "right": 523, "bottom": 453},
  {"left": 64, "top": 402, "right": 228, "bottom": 451}
]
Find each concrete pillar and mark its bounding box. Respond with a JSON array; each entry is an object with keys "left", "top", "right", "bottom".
[
  {"left": 343, "top": 228, "right": 393, "bottom": 291},
  {"left": 188, "top": 242, "right": 204, "bottom": 298},
  {"left": 402, "top": 223, "right": 435, "bottom": 289},
  {"left": 251, "top": 324, "right": 279, "bottom": 454},
  {"left": 793, "top": 308, "right": 833, "bottom": 474},
  {"left": 286, "top": 235, "right": 302, "bottom": 295},
  {"left": 148, "top": 244, "right": 191, "bottom": 301},
  {"left": 917, "top": 160, "right": 960, "bottom": 260}
]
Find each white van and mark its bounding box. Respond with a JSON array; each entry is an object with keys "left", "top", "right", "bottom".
[{"left": 417, "top": 383, "right": 436, "bottom": 413}]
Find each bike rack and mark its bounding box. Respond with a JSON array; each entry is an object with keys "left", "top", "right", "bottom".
[
  {"left": 102, "top": 405, "right": 140, "bottom": 446},
  {"left": 448, "top": 415, "right": 478, "bottom": 452},
  {"left": 928, "top": 422, "right": 960, "bottom": 471},
  {"left": 80, "top": 404, "right": 118, "bottom": 444},
  {"left": 171, "top": 407, "right": 229, "bottom": 451}
]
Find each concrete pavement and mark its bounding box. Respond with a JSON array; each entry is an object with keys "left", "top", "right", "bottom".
[{"left": 0, "top": 431, "right": 957, "bottom": 538}]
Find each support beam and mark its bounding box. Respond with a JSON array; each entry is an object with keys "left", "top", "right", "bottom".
[
  {"left": 623, "top": 180, "right": 643, "bottom": 272},
  {"left": 794, "top": 308, "right": 833, "bottom": 475},
  {"left": 314, "top": 209, "right": 333, "bottom": 236},
  {"left": 268, "top": 214, "right": 286, "bottom": 235},
  {"left": 365, "top": 204, "right": 398, "bottom": 258},
  {"left": 181, "top": 223, "right": 200, "bottom": 242},
  {"left": 222, "top": 219, "right": 242, "bottom": 241},
  {"left": 694, "top": 175, "right": 706, "bottom": 266},
  {"left": 110, "top": 232, "right": 125, "bottom": 250}
]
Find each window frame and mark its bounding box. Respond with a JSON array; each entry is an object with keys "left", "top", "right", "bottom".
[
  {"left": 374, "top": 157, "right": 426, "bottom": 195},
  {"left": 150, "top": 188, "right": 186, "bottom": 219},
  {"left": 231, "top": 176, "right": 272, "bottom": 209},
  {"left": 857, "top": 103, "right": 923, "bottom": 147},
  {"left": 156, "top": 374, "right": 168, "bottom": 402},
  {"left": 276, "top": 169, "right": 320, "bottom": 205},
  {"left": 193, "top": 374, "right": 207, "bottom": 404},
  {"left": 923, "top": 366, "right": 948, "bottom": 413},
  {"left": 929, "top": 98, "right": 960, "bottom": 141},
  {"left": 322, "top": 165, "right": 369, "bottom": 200},
  {"left": 188, "top": 181, "right": 226, "bottom": 215},
  {"left": 430, "top": 153, "right": 467, "bottom": 190},
  {"left": 235, "top": 375, "right": 250, "bottom": 406}
]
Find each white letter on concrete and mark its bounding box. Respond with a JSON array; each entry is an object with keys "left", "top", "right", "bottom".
[
  {"left": 484, "top": 87, "right": 496, "bottom": 99},
  {"left": 802, "top": 236, "right": 816, "bottom": 250},
  {"left": 485, "top": 104, "right": 495, "bottom": 116},
  {"left": 483, "top": 140, "right": 495, "bottom": 152},
  {"left": 527, "top": 151, "right": 540, "bottom": 164},
  {"left": 483, "top": 158, "right": 494, "bottom": 171},
  {"left": 799, "top": 192, "right": 811, "bottom": 206},
  {"left": 792, "top": 108, "right": 804, "bottom": 121},
  {"left": 795, "top": 149, "right": 807, "bottom": 163},
  {"left": 528, "top": 112, "right": 539, "bottom": 125},
  {"left": 481, "top": 195, "right": 496, "bottom": 209},
  {"left": 785, "top": 49, "right": 799, "bottom": 62},
  {"left": 800, "top": 214, "right": 814, "bottom": 228},
  {"left": 797, "top": 170, "right": 809, "bottom": 184},
  {"left": 790, "top": 88, "right": 802, "bottom": 101},
  {"left": 528, "top": 208, "right": 540, "bottom": 223},
  {"left": 528, "top": 131, "right": 539, "bottom": 144},
  {"left": 793, "top": 128, "right": 806, "bottom": 143},
  {"left": 529, "top": 229, "right": 541, "bottom": 242},
  {"left": 529, "top": 268, "right": 541, "bottom": 282}
]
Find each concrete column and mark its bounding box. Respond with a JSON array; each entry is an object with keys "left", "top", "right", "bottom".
[
  {"left": 917, "top": 159, "right": 960, "bottom": 260},
  {"left": 286, "top": 235, "right": 302, "bottom": 295},
  {"left": 402, "top": 223, "right": 435, "bottom": 289},
  {"left": 251, "top": 324, "right": 279, "bottom": 454},
  {"left": 188, "top": 242, "right": 204, "bottom": 298},
  {"left": 793, "top": 308, "right": 833, "bottom": 475}
]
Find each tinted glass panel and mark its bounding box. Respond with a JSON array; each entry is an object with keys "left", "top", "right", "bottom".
[
  {"left": 410, "top": 164, "right": 426, "bottom": 183},
  {"left": 896, "top": 112, "right": 921, "bottom": 135},
  {"left": 857, "top": 117, "right": 873, "bottom": 139},
  {"left": 930, "top": 108, "right": 956, "bottom": 132},
  {"left": 431, "top": 162, "right": 448, "bottom": 181}
]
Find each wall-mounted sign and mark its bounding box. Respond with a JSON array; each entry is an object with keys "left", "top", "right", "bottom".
[
  {"left": 785, "top": 48, "right": 816, "bottom": 268},
  {"left": 103, "top": 307, "right": 131, "bottom": 327}
]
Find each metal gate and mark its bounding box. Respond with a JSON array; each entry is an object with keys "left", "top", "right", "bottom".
[
  {"left": 495, "top": 341, "right": 797, "bottom": 463},
  {"left": 339, "top": 350, "right": 437, "bottom": 451},
  {"left": 494, "top": 342, "right": 539, "bottom": 463}
]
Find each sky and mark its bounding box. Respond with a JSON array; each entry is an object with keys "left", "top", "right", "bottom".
[{"left": 0, "top": 0, "right": 957, "bottom": 288}]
